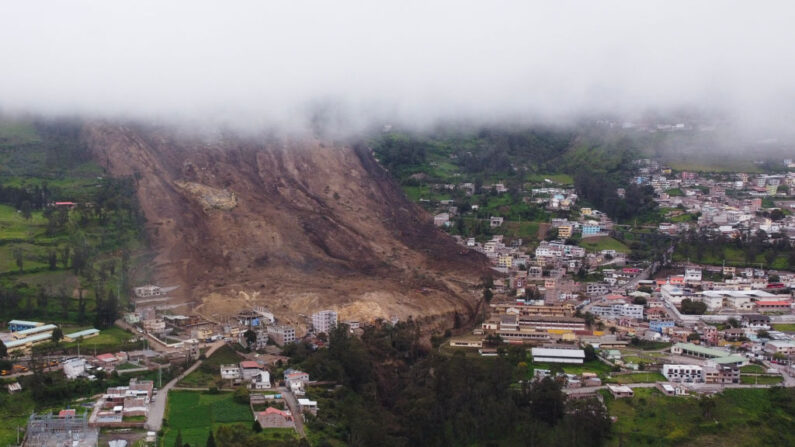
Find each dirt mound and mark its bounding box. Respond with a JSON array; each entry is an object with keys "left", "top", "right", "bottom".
[{"left": 83, "top": 124, "right": 488, "bottom": 330}]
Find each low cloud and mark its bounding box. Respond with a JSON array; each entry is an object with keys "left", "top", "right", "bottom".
[{"left": 1, "top": 1, "right": 794, "bottom": 137}]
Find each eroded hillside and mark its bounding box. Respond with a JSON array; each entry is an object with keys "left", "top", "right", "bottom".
[{"left": 83, "top": 124, "right": 488, "bottom": 330}]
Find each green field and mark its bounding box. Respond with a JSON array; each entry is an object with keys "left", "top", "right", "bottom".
[
  {"left": 740, "top": 364, "right": 767, "bottom": 374},
  {"left": 672, "top": 245, "right": 791, "bottom": 270},
  {"left": 605, "top": 372, "right": 666, "bottom": 384},
  {"left": 163, "top": 391, "right": 254, "bottom": 447},
  {"left": 740, "top": 375, "right": 783, "bottom": 385},
  {"left": 606, "top": 387, "right": 795, "bottom": 446},
  {"left": 772, "top": 324, "right": 795, "bottom": 332},
  {"left": 62, "top": 326, "right": 140, "bottom": 354},
  {"left": 0, "top": 389, "right": 35, "bottom": 446},
  {"left": 579, "top": 236, "right": 631, "bottom": 254}
]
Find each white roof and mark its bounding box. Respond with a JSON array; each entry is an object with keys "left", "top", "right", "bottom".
[
  {"left": 531, "top": 348, "right": 585, "bottom": 358},
  {"left": 660, "top": 384, "right": 675, "bottom": 392},
  {"left": 297, "top": 398, "right": 317, "bottom": 406},
  {"left": 608, "top": 384, "right": 632, "bottom": 393}
]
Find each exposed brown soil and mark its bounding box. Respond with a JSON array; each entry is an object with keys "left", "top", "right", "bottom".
[{"left": 83, "top": 124, "right": 489, "bottom": 332}]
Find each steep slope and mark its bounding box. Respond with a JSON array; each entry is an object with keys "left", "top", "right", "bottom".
[{"left": 83, "top": 123, "right": 488, "bottom": 330}]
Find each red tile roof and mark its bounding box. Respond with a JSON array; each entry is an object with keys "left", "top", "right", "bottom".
[{"left": 240, "top": 360, "right": 260, "bottom": 369}]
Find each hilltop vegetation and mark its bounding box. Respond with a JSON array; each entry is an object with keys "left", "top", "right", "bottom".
[{"left": 0, "top": 118, "right": 149, "bottom": 328}]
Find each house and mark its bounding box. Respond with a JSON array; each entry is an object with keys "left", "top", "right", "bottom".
[
  {"left": 240, "top": 361, "right": 263, "bottom": 380},
  {"left": 433, "top": 213, "right": 450, "bottom": 227},
  {"left": 662, "top": 364, "right": 704, "bottom": 383},
  {"left": 741, "top": 314, "right": 771, "bottom": 330},
  {"left": 267, "top": 325, "right": 296, "bottom": 346},
  {"left": 703, "top": 364, "right": 740, "bottom": 384},
  {"left": 284, "top": 369, "right": 310, "bottom": 395},
  {"left": 7, "top": 382, "right": 21, "bottom": 394},
  {"left": 221, "top": 364, "right": 242, "bottom": 380},
  {"left": 582, "top": 223, "right": 601, "bottom": 237},
  {"left": 607, "top": 384, "right": 634, "bottom": 398},
  {"left": 63, "top": 358, "right": 87, "bottom": 379},
  {"left": 297, "top": 398, "right": 318, "bottom": 415},
  {"left": 490, "top": 216, "right": 504, "bottom": 228},
  {"left": 250, "top": 371, "right": 271, "bottom": 390},
  {"left": 765, "top": 340, "right": 795, "bottom": 358},
  {"left": 256, "top": 407, "right": 294, "bottom": 429}
]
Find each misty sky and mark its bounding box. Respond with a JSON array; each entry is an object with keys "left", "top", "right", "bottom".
[{"left": 1, "top": 1, "right": 794, "bottom": 133}]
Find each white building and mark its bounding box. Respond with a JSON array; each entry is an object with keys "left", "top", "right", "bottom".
[
  {"left": 662, "top": 364, "right": 704, "bottom": 383},
  {"left": 590, "top": 303, "right": 644, "bottom": 320},
  {"left": 251, "top": 371, "right": 271, "bottom": 390},
  {"left": 62, "top": 358, "right": 87, "bottom": 379},
  {"left": 312, "top": 310, "right": 338, "bottom": 335},
  {"left": 220, "top": 364, "right": 241, "bottom": 380},
  {"left": 531, "top": 347, "right": 585, "bottom": 364},
  {"left": 684, "top": 268, "right": 702, "bottom": 282}
]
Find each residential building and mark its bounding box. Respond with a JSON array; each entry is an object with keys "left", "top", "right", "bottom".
[
  {"left": 662, "top": 364, "right": 704, "bottom": 383},
  {"left": 221, "top": 364, "right": 241, "bottom": 380},
  {"left": 251, "top": 371, "right": 271, "bottom": 390},
  {"left": 240, "top": 361, "right": 263, "bottom": 380},
  {"left": 267, "top": 325, "right": 296, "bottom": 346},
  {"left": 312, "top": 310, "right": 338, "bottom": 334}
]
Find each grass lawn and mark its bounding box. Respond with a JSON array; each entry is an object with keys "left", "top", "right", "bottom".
[
  {"left": 740, "top": 364, "right": 767, "bottom": 374},
  {"left": 0, "top": 204, "right": 47, "bottom": 240},
  {"left": 772, "top": 324, "right": 795, "bottom": 332},
  {"left": 163, "top": 391, "right": 254, "bottom": 447},
  {"left": 531, "top": 359, "right": 614, "bottom": 378},
  {"left": 605, "top": 372, "right": 666, "bottom": 384},
  {"left": 606, "top": 387, "right": 795, "bottom": 446},
  {"left": 579, "top": 236, "right": 630, "bottom": 254},
  {"left": 62, "top": 326, "right": 138, "bottom": 353},
  {"left": 0, "top": 390, "right": 35, "bottom": 446},
  {"left": 740, "top": 375, "right": 783, "bottom": 385}
]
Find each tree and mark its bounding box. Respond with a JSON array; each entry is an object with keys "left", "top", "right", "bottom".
[
  {"left": 527, "top": 376, "right": 566, "bottom": 425},
  {"left": 0, "top": 341, "right": 6, "bottom": 358},
  {"left": 48, "top": 250, "right": 58, "bottom": 270},
  {"left": 13, "top": 248, "right": 23, "bottom": 273},
  {"left": 51, "top": 327, "right": 64, "bottom": 344},
  {"left": 699, "top": 396, "right": 716, "bottom": 420},
  {"left": 20, "top": 200, "right": 32, "bottom": 220},
  {"left": 206, "top": 430, "right": 217, "bottom": 447},
  {"left": 233, "top": 386, "right": 250, "bottom": 404},
  {"left": 757, "top": 330, "right": 770, "bottom": 339},
  {"left": 727, "top": 317, "right": 740, "bottom": 328},
  {"left": 243, "top": 329, "right": 257, "bottom": 350},
  {"left": 583, "top": 344, "right": 597, "bottom": 362},
  {"left": 632, "top": 296, "right": 647, "bottom": 305},
  {"left": 174, "top": 430, "right": 183, "bottom": 447}
]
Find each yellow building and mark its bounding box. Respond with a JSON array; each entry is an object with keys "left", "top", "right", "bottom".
[{"left": 557, "top": 225, "right": 573, "bottom": 238}]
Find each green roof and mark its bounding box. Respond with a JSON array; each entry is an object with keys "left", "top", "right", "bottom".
[
  {"left": 674, "top": 342, "right": 732, "bottom": 358},
  {"left": 711, "top": 355, "right": 746, "bottom": 365}
]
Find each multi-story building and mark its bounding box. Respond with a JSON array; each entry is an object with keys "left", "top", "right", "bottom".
[
  {"left": 312, "top": 310, "right": 338, "bottom": 334},
  {"left": 267, "top": 325, "right": 296, "bottom": 346},
  {"left": 662, "top": 364, "right": 704, "bottom": 383},
  {"left": 590, "top": 303, "right": 644, "bottom": 320}
]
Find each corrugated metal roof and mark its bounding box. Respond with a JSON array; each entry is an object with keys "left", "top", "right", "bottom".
[
  {"left": 3, "top": 332, "right": 52, "bottom": 348},
  {"left": 531, "top": 348, "right": 585, "bottom": 358},
  {"left": 65, "top": 328, "right": 99, "bottom": 339}
]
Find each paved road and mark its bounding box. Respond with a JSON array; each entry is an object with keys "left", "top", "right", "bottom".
[
  {"left": 278, "top": 386, "right": 306, "bottom": 438},
  {"left": 145, "top": 340, "right": 224, "bottom": 431}
]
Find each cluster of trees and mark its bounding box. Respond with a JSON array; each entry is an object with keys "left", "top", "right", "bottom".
[
  {"left": 680, "top": 298, "right": 707, "bottom": 315},
  {"left": 283, "top": 321, "right": 611, "bottom": 447},
  {"left": 677, "top": 228, "right": 795, "bottom": 269}
]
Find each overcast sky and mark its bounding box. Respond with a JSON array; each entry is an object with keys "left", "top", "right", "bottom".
[{"left": 1, "top": 1, "right": 794, "bottom": 134}]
